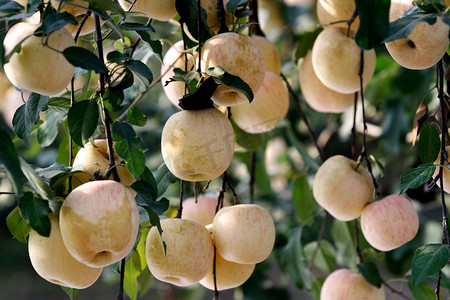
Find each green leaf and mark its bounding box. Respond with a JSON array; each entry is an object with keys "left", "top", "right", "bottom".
[
  {"left": 357, "top": 260, "right": 383, "bottom": 288},
  {"left": 13, "top": 93, "right": 49, "bottom": 144},
  {"left": 226, "top": 0, "right": 247, "bottom": 15},
  {"left": 303, "top": 240, "right": 336, "bottom": 274},
  {"left": 62, "top": 46, "right": 108, "bottom": 73},
  {"left": 279, "top": 227, "right": 312, "bottom": 290},
  {"left": 37, "top": 111, "right": 66, "bottom": 148},
  {"left": 0, "top": 125, "right": 26, "bottom": 195},
  {"left": 18, "top": 192, "right": 51, "bottom": 237},
  {"left": 36, "top": 162, "right": 70, "bottom": 179},
  {"left": 120, "top": 22, "right": 155, "bottom": 32},
  {"left": 400, "top": 163, "right": 436, "bottom": 194},
  {"left": 154, "top": 163, "right": 178, "bottom": 198},
  {"left": 47, "top": 97, "right": 71, "bottom": 113},
  {"left": 126, "top": 107, "right": 147, "bottom": 127},
  {"left": 310, "top": 277, "right": 325, "bottom": 300},
  {"left": 124, "top": 60, "right": 153, "bottom": 82},
  {"left": 143, "top": 206, "right": 166, "bottom": 255},
  {"left": 331, "top": 219, "right": 357, "bottom": 269},
  {"left": 124, "top": 251, "right": 141, "bottom": 300},
  {"left": 292, "top": 175, "right": 317, "bottom": 226},
  {"left": 112, "top": 120, "right": 146, "bottom": 177},
  {"left": 0, "top": 0, "right": 24, "bottom": 14},
  {"left": 84, "top": 0, "right": 125, "bottom": 17},
  {"left": 355, "top": 0, "right": 390, "bottom": 49},
  {"left": 6, "top": 206, "right": 31, "bottom": 243},
  {"left": 408, "top": 281, "right": 436, "bottom": 300},
  {"left": 418, "top": 124, "right": 440, "bottom": 164},
  {"left": 60, "top": 286, "right": 79, "bottom": 300},
  {"left": 206, "top": 66, "right": 254, "bottom": 102},
  {"left": 68, "top": 99, "right": 99, "bottom": 147},
  {"left": 103, "top": 88, "right": 125, "bottom": 112},
  {"left": 131, "top": 181, "right": 169, "bottom": 215},
  {"left": 412, "top": 244, "right": 450, "bottom": 285},
  {"left": 136, "top": 31, "right": 163, "bottom": 61},
  {"left": 39, "top": 12, "right": 77, "bottom": 35},
  {"left": 175, "top": 0, "right": 213, "bottom": 47},
  {"left": 368, "top": 155, "right": 385, "bottom": 178},
  {"left": 295, "top": 28, "right": 322, "bottom": 61},
  {"left": 232, "top": 120, "right": 262, "bottom": 152},
  {"left": 107, "top": 50, "right": 132, "bottom": 63}
]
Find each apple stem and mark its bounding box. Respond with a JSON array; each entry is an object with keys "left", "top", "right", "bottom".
[
  {"left": 248, "top": 0, "right": 265, "bottom": 37},
  {"left": 225, "top": 176, "right": 240, "bottom": 204},
  {"left": 351, "top": 92, "right": 358, "bottom": 159},
  {"left": 213, "top": 247, "right": 220, "bottom": 299},
  {"left": 175, "top": 179, "right": 184, "bottom": 219}
]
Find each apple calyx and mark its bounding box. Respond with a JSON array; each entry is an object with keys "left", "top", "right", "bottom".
[{"left": 178, "top": 76, "right": 217, "bottom": 110}]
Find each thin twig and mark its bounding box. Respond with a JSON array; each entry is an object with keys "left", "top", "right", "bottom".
[
  {"left": 175, "top": 180, "right": 184, "bottom": 219},
  {"left": 249, "top": 152, "right": 256, "bottom": 204},
  {"left": 117, "top": 258, "right": 126, "bottom": 300},
  {"left": 354, "top": 219, "right": 363, "bottom": 263},
  {"left": 351, "top": 92, "right": 358, "bottom": 159}
]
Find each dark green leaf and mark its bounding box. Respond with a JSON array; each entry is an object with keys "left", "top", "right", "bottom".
[
  {"left": 232, "top": 119, "right": 262, "bottom": 152},
  {"left": 418, "top": 124, "right": 440, "bottom": 163},
  {"left": 37, "top": 111, "right": 66, "bottom": 148},
  {"left": 62, "top": 46, "right": 108, "bottom": 73},
  {"left": 295, "top": 28, "right": 322, "bottom": 61},
  {"left": 175, "top": 0, "right": 213, "bottom": 46},
  {"left": 18, "top": 192, "right": 51, "bottom": 237},
  {"left": 136, "top": 31, "right": 163, "bottom": 61},
  {"left": 13, "top": 93, "right": 49, "bottom": 144},
  {"left": 154, "top": 163, "right": 177, "bottom": 199},
  {"left": 311, "top": 277, "right": 325, "bottom": 300},
  {"left": 112, "top": 69, "right": 134, "bottom": 90},
  {"left": 127, "top": 107, "right": 147, "bottom": 127},
  {"left": 171, "top": 68, "right": 198, "bottom": 86},
  {"left": 124, "top": 60, "right": 153, "bottom": 82},
  {"left": 412, "top": 244, "right": 450, "bottom": 285},
  {"left": 400, "top": 163, "right": 436, "bottom": 194},
  {"left": 206, "top": 66, "right": 254, "bottom": 102},
  {"left": 68, "top": 99, "right": 99, "bottom": 147},
  {"left": 303, "top": 240, "right": 336, "bottom": 274},
  {"left": 226, "top": 0, "right": 248, "bottom": 15},
  {"left": 142, "top": 206, "right": 166, "bottom": 255},
  {"left": 292, "top": 175, "right": 317, "bottom": 226},
  {"left": 0, "top": 0, "right": 24, "bottom": 14},
  {"left": 39, "top": 12, "right": 77, "bottom": 35},
  {"left": 103, "top": 88, "right": 125, "bottom": 112},
  {"left": 357, "top": 260, "right": 383, "bottom": 288},
  {"left": 0, "top": 125, "right": 26, "bottom": 195},
  {"left": 47, "top": 97, "right": 71, "bottom": 113},
  {"left": 355, "top": 0, "right": 390, "bottom": 49},
  {"left": 107, "top": 50, "right": 132, "bottom": 63},
  {"left": 6, "top": 206, "right": 31, "bottom": 243},
  {"left": 131, "top": 181, "right": 169, "bottom": 215},
  {"left": 0, "top": 0, "right": 39, "bottom": 21},
  {"left": 36, "top": 162, "right": 70, "bottom": 179},
  {"left": 60, "top": 286, "right": 80, "bottom": 300},
  {"left": 112, "top": 120, "right": 146, "bottom": 177},
  {"left": 408, "top": 281, "right": 436, "bottom": 300},
  {"left": 120, "top": 22, "right": 155, "bottom": 32}
]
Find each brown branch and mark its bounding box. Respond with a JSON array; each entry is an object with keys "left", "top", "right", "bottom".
[{"left": 248, "top": 0, "right": 265, "bottom": 36}]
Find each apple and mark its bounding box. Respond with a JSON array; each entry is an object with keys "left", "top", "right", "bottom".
[
  {"left": 212, "top": 204, "right": 275, "bottom": 264},
  {"left": 321, "top": 269, "right": 385, "bottom": 300},
  {"left": 385, "top": 0, "right": 449, "bottom": 70},
  {"left": 0, "top": 72, "right": 11, "bottom": 97},
  {"left": 316, "top": 0, "right": 359, "bottom": 32},
  {"left": 361, "top": 194, "right": 419, "bottom": 251},
  {"left": 199, "top": 32, "right": 266, "bottom": 106},
  {"left": 28, "top": 214, "right": 103, "bottom": 289},
  {"left": 1, "top": 88, "right": 32, "bottom": 128},
  {"left": 252, "top": 35, "right": 281, "bottom": 75},
  {"left": 202, "top": 0, "right": 232, "bottom": 33},
  {"left": 181, "top": 194, "right": 230, "bottom": 226},
  {"left": 145, "top": 218, "right": 214, "bottom": 286},
  {"left": 118, "top": 0, "right": 176, "bottom": 21},
  {"left": 259, "top": 0, "right": 285, "bottom": 34},
  {"left": 313, "top": 155, "right": 374, "bottom": 221},
  {"left": 311, "top": 27, "right": 376, "bottom": 94},
  {"left": 161, "top": 40, "right": 196, "bottom": 109},
  {"left": 59, "top": 180, "right": 140, "bottom": 267},
  {"left": 3, "top": 23, "right": 75, "bottom": 96},
  {"left": 65, "top": 14, "right": 104, "bottom": 37},
  {"left": 284, "top": 0, "right": 314, "bottom": 7},
  {"left": 299, "top": 51, "right": 355, "bottom": 113},
  {"left": 161, "top": 108, "right": 235, "bottom": 182},
  {"left": 51, "top": 0, "right": 89, "bottom": 17},
  {"left": 231, "top": 71, "right": 289, "bottom": 134}
]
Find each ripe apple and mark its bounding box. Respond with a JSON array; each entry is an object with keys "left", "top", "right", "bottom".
[
  {"left": 51, "top": 0, "right": 89, "bottom": 16},
  {"left": 59, "top": 180, "right": 140, "bottom": 267},
  {"left": 71, "top": 139, "right": 135, "bottom": 189},
  {"left": 145, "top": 218, "right": 214, "bottom": 286},
  {"left": 161, "top": 108, "right": 235, "bottom": 182},
  {"left": 231, "top": 71, "right": 289, "bottom": 134},
  {"left": 385, "top": 0, "right": 449, "bottom": 70},
  {"left": 299, "top": 51, "right": 355, "bottom": 113},
  {"left": 118, "top": 0, "right": 176, "bottom": 21},
  {"left": 199, "top": 32, "right": 266, "bottom": 106},
  {"left": 311, "top": 27, "right": 376, "bottom": 94},
  {"left": 202, "top": 0, "right": 232, "bottom": 33},
  {"left": 1, "top": 88, "right": 32, "bottom": 128},
  {"left": 0, "top": 72, "right": 11, "bottom": 97},
  {"left": 313, "top": 155, "right": 374, "bottom": 221},
  {"left": 361, "top": 194, "right": 419, "bottom": 251},
  {"left": 212, "top": 204, "right": 275, "bottom": 264},
  {"left": 28, "top": 214, "right": 103, "bottom": 289},
  {"left": 321, "top": 269, "right": 385, "bottom": 300},
  {"left": 316, "top": 0, "right": 359, "bottom": 32},
  {"left": 65, "top": 14, "right": 104, "bottom": 37},
  {"left": 252, "top": 35, "right": 281, "bottom": 74},
  {"left": 161, "top": 40, "right": 196, "bottom": 109},
  {"left": 181, "top": 194, "right": 230, "bottom": 226},
  {"left": 3, "top": 23, "right": 75, "bottom": 96}
]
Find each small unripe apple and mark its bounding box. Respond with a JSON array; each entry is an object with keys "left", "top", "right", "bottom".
[
  {"left": 3, "top": 23, "right": 76, "bottom": 96},
  {"left": 252, "top": 35, "right": 281, "bottom": 74},
  {"left": 231, "top": 71, "right": 289, "bottom": 134},
  {"left": 316, "top": 0, "right": 359, "bottom": 32},
  {"left": 313, "top": 155, "right": 374, "bottom": 221},
  {"left": 145, "top": 218, "right": 214, "bottom": 286},
  {"left": 321, "top": 269, "right": 385, "bottom": 300},
  {"left": 29, "top": 214, "right": 103, "bottom": 289},
  {"left": 311, "top": 27, "right": 376, "bottom": 94},
  {"left": 59, "top": 180, "right": 140, "bottom": 267},
  {"left": 181, "top": 194, "right": 230, "bottom": 226},
  {"left": 361, "top": 194, "right": 419, "bottom": 251},
  {"left": 199, "top": 32, "right": 266, "bottom": 106},
  {"left": 161, "top": 108, "right": 235, "bottom": 182},
  {"left": 213, "top": 204, "right": 275, "bottom": 264},
  {"left": 385, "top": 0, "right": 449, "bottom": 70},
  {"left": 72, "top": 139, "right": 135, "bottom": 189},
  {"left": 118, "top": 0, "right": 176, "bottom": 21},
  {"left": 299, "top": 51, "right": 355, "bottom": 113}
]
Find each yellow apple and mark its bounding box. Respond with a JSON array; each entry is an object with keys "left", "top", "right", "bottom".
[
  {"left": 71, "top": 139, "right": 135, "bottom": 189},
  {"left": 3, "top": 23, "right": 75, "bottom": 96},
  {"left": 145, "top": 218, "right": 214, "bottom": 286},
  {"left": 1, "top": 88, "right": 31, "bottom": 128},
  {"left": 65, "top": 14, "right": 105, "bottom": 37},
  {"left": 201, "top": 0, "right": 232, "bottom": 33},
  {"left": 29, "top": 214, "right": 103, "bottom": 289},
  {"left": 51, "top": 0, "right": 89, "bottom": 17},
  {"left": 181, "top": 194, "right": 230, "bottom": 226},
  {"left": 313, "top": 155, "right": 374, "bottom": 221},
  {"left": 316, "top": 0, "right": 359, "bottom": 32},
  {"left": 231, "top": 71, "right": 289, "bottom": 134},
  {"left": 311, "top": 27, "right": 376, "bottom": 94},
  {"left": 118, "top": 0, "right": 176, "bottom": 21},
  {"left": 199, "top": 32, "right": 266, "bottom": 106},
  {"left": 213, "top": 204, "right": 275, "bottom": 264},
  {"left": 0, "top": 72, "right": 11, "bottom": 97},
  {"left": 321, "top": 269, "right": 385, "bottom": 299},
  {"left": 385, "top": 0, "right": 449, "bottom": 70},
  {"left": 299, "top": 51, "right": 355, "bottom": 113},
  {"left": 252, "top": 35, "right": 281, "bottom": 75},
  {"left": 161, "top": 108, "right": 235, "bottom": 182},
  {"left": 59, "top": 180, "right": 140, "bottom": 267}
]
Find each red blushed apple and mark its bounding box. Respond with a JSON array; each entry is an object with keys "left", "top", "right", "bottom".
[
  {"left": 361, "top": 194, "right": 419, "bottom": 251},
  {"left": 181, "top": 194, "right": 230, "bottom": 226}
]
